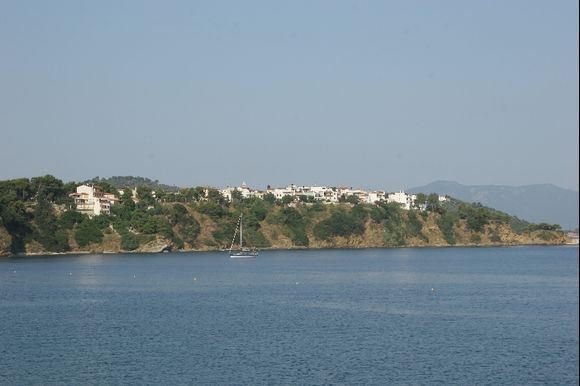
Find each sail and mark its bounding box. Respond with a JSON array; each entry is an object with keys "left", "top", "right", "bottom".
[{"left": 229, "top": 213, "right": 258, "bottom": 258}]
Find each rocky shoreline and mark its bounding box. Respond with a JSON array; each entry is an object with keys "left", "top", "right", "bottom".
[{"left": 2, "top": 239, "right": 571, "bottom": 259}]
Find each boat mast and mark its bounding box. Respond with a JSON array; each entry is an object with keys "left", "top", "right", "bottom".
[
  {"left": 240, "top": 213, "right": 243, "bottom": 248},
  {"left": 229, "top": 214, "right": 242, "bottom": 253}
]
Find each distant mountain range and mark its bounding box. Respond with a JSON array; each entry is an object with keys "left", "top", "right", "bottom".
[{"left": 408, "top": 181, "right": 579, "bottom": 230}]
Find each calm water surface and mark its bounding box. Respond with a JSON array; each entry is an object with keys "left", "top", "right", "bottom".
[{"left": 1, "top": 246, "right": 578, "bottom": 385}]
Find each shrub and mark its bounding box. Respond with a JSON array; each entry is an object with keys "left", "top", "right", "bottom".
[
  {"left": 313, "top": 208, "right": 365, "bottom": 241},
  {"left": 180, "top": 220, "right": 201, "bottom": 245},
  {"left": 197, "top": 202, "right": 227, "bottom": 219},
  {"left": 121, "top": 232, "right": 139, "bottom": 251},
  {"left": 470, "top": 234, "right": 481, "bottom": 244},
  {"left": 75, "top": 219, "right": 103, "bottom": 247},
  {"left": 406, "top": 210, "right": 423, "bottom": 238},
  {"left": 437, "top": 213, "right": 456, "bottom": 245}
]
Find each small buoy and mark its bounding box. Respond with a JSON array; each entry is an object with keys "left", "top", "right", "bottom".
[
  {"left": 431, "top": 288, "right": 436, "bottom": 292},
  {"left": 193, "top": 277, "right": 197, "bottom": 281},
  {"left": 295, "top": 282, "right": 299, "bottom": 285},
  {"left": 133, "top": 274, "right": 136, "bottom": 279},
  {"left": 69, "top": 272, "right": 72, "bottom": 276}
]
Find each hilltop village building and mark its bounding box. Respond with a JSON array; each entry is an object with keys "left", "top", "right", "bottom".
[
  {"left": 69, "top": 184, "right": 118, "bottom": 217},
  {"left": 70, "top": 182, "right": 446, "bottom": 217},
  {"left": 219, "top": 183, "right": 446, "bottom": 210}
]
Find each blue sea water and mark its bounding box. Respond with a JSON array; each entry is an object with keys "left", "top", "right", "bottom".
[{"left": 0, "top": 246, "right": 578, "bottom": 385}]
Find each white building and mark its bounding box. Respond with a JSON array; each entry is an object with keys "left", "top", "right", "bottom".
[
  {"left": 268, "top": 186, "right": 295, "bottom": 200},
  {"left": 387, "top": 191, "right": 414, "bottom": 210},
  {"left": 214, "top": 183, "right": 431, "bottom": 210},
  {"left": 367, "top": 191, "right": 386, "bottom": 204},
  {"left": 220, "top": 183, "right": 261, "bottom": 201},
  {"left": 70, "top": 185, "right": 118, "bottom": 216}
]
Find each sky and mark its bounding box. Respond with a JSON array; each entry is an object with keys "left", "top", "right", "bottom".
[{"left": 1, "top": 0, "right": 578, "bottom": 191}]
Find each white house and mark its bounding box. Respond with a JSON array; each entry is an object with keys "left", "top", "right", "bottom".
[
  {"left": 367, "top": 191, "right": 386, "bottom": 204},
  {"left": 220, "top": 183, "right": 262, "bottom": 201},
  {"left": 70, "top": 185, "right": 118, "bottom": 217},
  {"left": 387, "top": 191, "right": 413, "bottom": 210}
]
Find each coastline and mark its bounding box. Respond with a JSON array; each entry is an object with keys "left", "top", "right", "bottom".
[{"left": 2, "top": 240, "right": 573, "bottom": 259}]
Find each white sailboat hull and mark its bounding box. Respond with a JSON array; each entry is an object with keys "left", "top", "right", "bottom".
[{"left": 229, "top": 252, "right": 258, "bottom": 259}]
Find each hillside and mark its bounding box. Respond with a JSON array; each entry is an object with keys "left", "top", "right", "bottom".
[
  {"left": 83, "top": 176, "right": 180, "bottom": 192},
  {"left": 0, "top": 176, "right": 567, "bottom": 256},
  {"left": 409, "top": 181, "right": 579, "bottom": 230}
]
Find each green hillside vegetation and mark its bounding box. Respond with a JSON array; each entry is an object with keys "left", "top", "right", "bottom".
[
  {"left": 83, "top": 176, "right": 180, "bottom": 192},
  {"left": 0, "top": 175, "right": 567, "bottom": 256}
]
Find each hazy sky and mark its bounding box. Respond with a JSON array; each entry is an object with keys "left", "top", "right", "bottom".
[{"left": 1, "top": 1, "right": 578, "bottom": 191}]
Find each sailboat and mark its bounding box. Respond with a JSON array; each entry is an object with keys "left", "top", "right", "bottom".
[{"left": 229, "top": 213, "right": 258, "bottom": 258}]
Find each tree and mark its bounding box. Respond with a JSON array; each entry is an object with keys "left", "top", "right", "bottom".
[
  {"left": 281, "top": 195, "right": 294, "bottom": 205},
  {"left": 180, "top": 220, "right": 201, "bottom": 245},
  {"left": 171, "top": 203, "right": 190, "bottom": 226},
  {"left": 313, "top": 207, "right": 366, "bottom": 241},
  {"left": 406, "top": 210, "right": 424, "bottom": 239},
  {"left": 250, "top": 200, "right": 268, "bottom": 222},
  {"left": 279, "top": 207, "right": 309, "bottom": 246},
  {"left": 231, "top": 189, "right": 243, "bottom": 203},
  {"left": 437, "top": 213, "right": 456, "bottom": 245},
  {"left": 121, "top": 232, "right": 139, "bottom": 250},
  {"left": 30, "top": 175, "right": 67, "bottom": 203},
  {"left": 75, "top": 219, "right": 104, "bottom": 247},
  {"left": 207, "top": 189, "right": 227, "bottom": 205},
  {"left": 413, "top": 193, "right": 427, "bottom": 209},
  {"left": 339, "top": 194, "right": 359, "bottom": 204},
  {"left": 34, "top": 189, "right": 69, "bottom": 252},
  {"left": 136, "top": 186, "right": 156, "bottom": 207},
  {"left": 426, "top": 193, "right": 441, "bottom": 213},
  {"left": 58, "top": 210, "right": 84, "bottom": 229},
  {"left": 262, "top": 193, "right": 276, "bottom": 204}
]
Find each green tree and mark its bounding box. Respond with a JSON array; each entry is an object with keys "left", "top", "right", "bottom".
[
  {"left": 279, "top": 207, "right": 309, "bottom": 246},
  {"left": 136, "top": 186, "right": 156, "bottom": 207},
  {"left": 197, "top": 201, "right": 227, "bottom": 219},
  {"left": 121, "top": 232, "right": 139, "bottom": 250},
  {"left": 231, "top": 189, "right": 243, "bottom": 203},
  {"left": 413, "top": 193, "right": 427, "bottom": 209},
  {"left": 170, "top": 203, "right": 190, "bottom": 226},
  {"left": 526, "top": 223, "right": 561, "bottom": 232},
  {"left": 313, "top": 207, "right": 365, "bottom": 241},
  {"left": 339, "top": 194, "right": 359, "bottom": 204},
  {"left": 437, "top": 213, "right": 456, "bottom": 245},
  {"left": 426, "top": 193, "right": 441, "bottom": 213},
  {"left": 33, "top": 190, "right": 69, "bottom": 252},
  {"left": 262, "top": 193, "right": 276, "bottom": 204},
  {"left": 58, "top": 210, "right": 84, "bottom": 230},
  {"left": 30, "top": 175, "right": 66, "bottom": 203},
  {"left": 406, "top": 210, "right": 426, "bottom": 240},
  {"left": 207, "top": 189, "right": 227, "bottom": 205},
  {"left": 250, "top": 200, "right": 268, "bottom": 222},
  {"left": 281, "top": 195, "right": 294, "bottom": 205},
  {"left": 75, "top": 219, "right": 104, "bottom": 247}
]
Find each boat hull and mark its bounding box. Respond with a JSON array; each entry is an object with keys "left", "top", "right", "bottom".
[{"left": 229, "top": 253, "right": 258, "bottom": 259}]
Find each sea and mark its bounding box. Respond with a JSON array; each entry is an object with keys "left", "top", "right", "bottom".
[{"left": 0, "top": 246, "right": 578, "bottom": 385}]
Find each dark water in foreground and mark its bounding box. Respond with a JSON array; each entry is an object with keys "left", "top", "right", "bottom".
[{"left": 0, "top": 247, "right": 578, "bottom": 385}]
